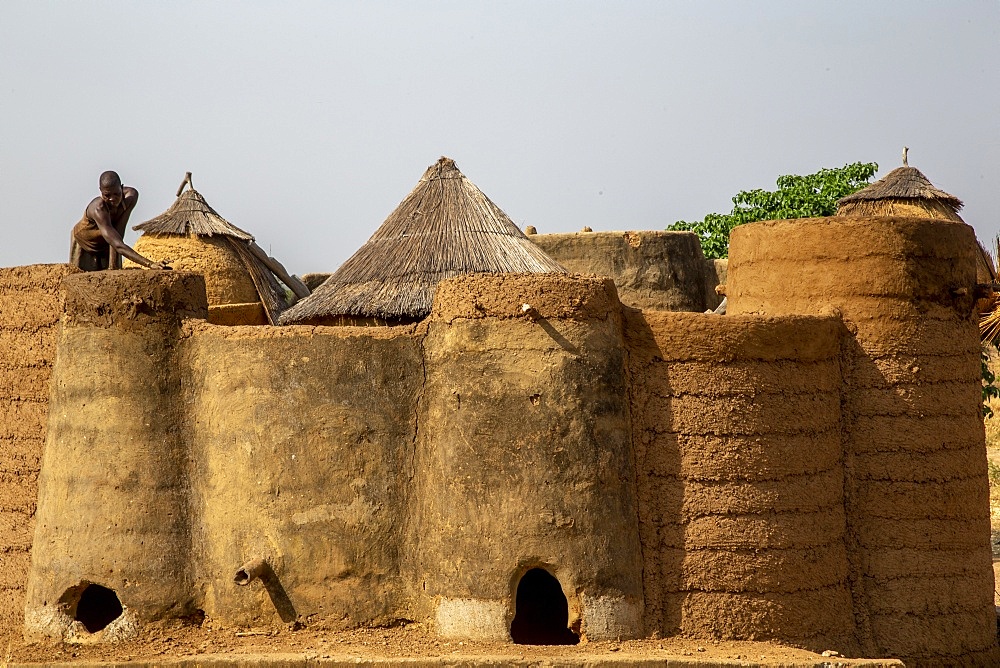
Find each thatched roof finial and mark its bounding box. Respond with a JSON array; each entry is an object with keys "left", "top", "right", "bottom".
[
  {"left": 176, "top": 171, "right": 193, "bottom": 197},
  {"left": 902, "top": 146, "right": 909, "bottom": 167}
]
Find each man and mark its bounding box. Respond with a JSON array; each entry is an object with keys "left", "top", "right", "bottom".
[{"left": 70, "top": 171, "right": 170, "bottom": 271}]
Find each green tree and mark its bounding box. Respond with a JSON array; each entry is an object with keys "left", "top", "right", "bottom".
[
  {"left": 668, "top": 161, "right": 879, "bottom": 259},
  {"left": 984, "top": 347, "right": 1000, "bottom": 419}
]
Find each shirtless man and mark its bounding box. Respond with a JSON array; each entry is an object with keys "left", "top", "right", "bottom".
[{"left": 70, "top": 171, "right": 170, "bottom": 271}]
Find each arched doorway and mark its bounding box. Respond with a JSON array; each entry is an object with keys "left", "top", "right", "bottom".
[
  {"left": 509, "top": 568, "right": 579, "bottom": 645},
  {"left": 73, "top": 583, "right": 123, "bottom": 633}
]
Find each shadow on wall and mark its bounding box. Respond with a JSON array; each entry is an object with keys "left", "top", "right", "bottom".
[
  {"left": 233, "top": 559, "right": 297, "bottom": 623},
  {"left": 622, "top": 312, "right": 683, "bottom": 635}
]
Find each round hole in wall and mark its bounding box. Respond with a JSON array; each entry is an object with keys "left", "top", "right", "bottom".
[
  {"left": 74, "top": 584, "right": 123, "bottom": 633},
  {"left": 510, "top": 568, "right": 579, "bottom": 645}
]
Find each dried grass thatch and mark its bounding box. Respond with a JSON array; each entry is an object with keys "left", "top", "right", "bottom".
[
  {"left": 135, "top": 173, "right": 255, "bottom": 241},
  {"left": 836, "top": 165, "right": 964, "bottom": 220},
  {"left": 133, "top": 173, "right": 291, "bottom": 324},
  {"left": 835, "top": 197, "right": 964, "bottom": 222},
  {"left": 980, "top": 236, "right": 1000, "bottom": 344},
  {"left": 280, "top": 157, "right": 566, "bottom": 324},
  {"left": 982, "top": 308, "right": 1000, "bottom": 345}
]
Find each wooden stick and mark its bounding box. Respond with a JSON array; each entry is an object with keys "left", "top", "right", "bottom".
[{"left": 176, "top": 172, "right": 193, "bottom": 197}]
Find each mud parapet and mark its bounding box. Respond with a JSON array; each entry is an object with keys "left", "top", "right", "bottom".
[
  {"left": 625, "top": 310, "right": 855, "bottom": 650},
  {"left": 0, "top": 264, "right": 76, "bottom": 641},
  {"left": 728, "top": 216, "right": 998, "bottom": 663},
  {"left": 409, "top": 273, "right": 644, "bottom": 642},
  {"left": 529, "top": 231, "right": 716, "bottom": 312}
]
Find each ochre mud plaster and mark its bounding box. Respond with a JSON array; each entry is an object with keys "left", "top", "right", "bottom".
[
  {"left": 183, "top": 321, "right": 423, "bottom": 629},
  {"left": 24, "top": 271, "right": 208, "bottom": 642},
  {"left": 0, "top": 264, "right": 76, "bottom": 642},
  {"left": 729, "top": 216, "right": 997, "bottom": 664},
  {"left": 529, "top": 231, "right": 721, "bottom": 312},
  {"left": 3, "top": 215, "right": 996, "bottom": 664},
  {"left": 408, "top": 274, "right": 644, "bottom": 641},
  {"left": 625, "top": 311, "right": 855, "bottom": 652}
]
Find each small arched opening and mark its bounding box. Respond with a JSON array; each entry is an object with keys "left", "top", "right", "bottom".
[
  {"left": 74, "top": 584, "right": 124, "bottom": 633},
  {"left": 510, "top": 568, "right": 579, "bottom": 645}
]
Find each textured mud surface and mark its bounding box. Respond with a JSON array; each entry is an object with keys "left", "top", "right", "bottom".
[
  {"left": 2, "top": 237, "right": 998, "bottom": 666},
  {"left": 625, "top": 310, "right": 854, "bottom": 652},
  {"left": 528, "top": 231, "right": 720, "bottom": 312},
  {"left": 0, "top": 264, "right": 76, "bottom": 643},
  {"left": 729, "top": 216, "right": 997, "bottom": 663},
  {"left": 128, "top": 234, "right": 259, "bottom": 306},
  {"left": 4, "top": 621, "right": 901, "bottom": 666}
]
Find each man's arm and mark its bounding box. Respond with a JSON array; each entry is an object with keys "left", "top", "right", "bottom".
[
  {"left": 88, "top": 196, "right": 169, "bottom": 270},
  {"left": 108, "top": 187, "right": 140, "bottom": 268}
]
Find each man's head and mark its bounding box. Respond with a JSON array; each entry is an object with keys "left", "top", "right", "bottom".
[{"left": 99, "top": 171, "right": 123, "bottom": 207}]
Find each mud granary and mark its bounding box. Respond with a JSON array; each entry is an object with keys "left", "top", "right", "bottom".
[{"left": 0, "top": 216, "right": 997, "bottom": 664}]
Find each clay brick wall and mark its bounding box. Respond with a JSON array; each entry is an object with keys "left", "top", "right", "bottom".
[
  {"left": 0, "top": 264, "right": 74, "bottom": 641},
  {"left": 728, "top": 216, "right": 998, "bottom": 663},
  {"left": 625, "top": 310, "right": 855, "bottom": 651}
]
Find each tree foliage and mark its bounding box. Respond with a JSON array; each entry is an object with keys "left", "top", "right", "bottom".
[
  {"left": 667, "top": 162, "right": 879, "bottom": 259},
  {"left": 983, "top": 347, "right": 1000, "bottom": 419}
]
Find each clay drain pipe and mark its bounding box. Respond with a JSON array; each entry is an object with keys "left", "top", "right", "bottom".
[{"left": 234, "top": 558, "right": 268, "bottom": 586}]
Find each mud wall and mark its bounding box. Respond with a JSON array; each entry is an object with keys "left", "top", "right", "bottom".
[
  {"left": 728, "top": 216, "right": 997, "bottom": 663},
  {"left": 130, "top": 234, "right": 259, "bottom": 306},
  {"left": 625, "top": 310, "right": 855, "bottom": 650},
  {"left": 408, "top": 274, "right": 643, "bottom": 641},
  {"left": 0, "top": 264, "right": 75, "bottom": 642},
  {"left": 24, "top": 271, "right": 208, "bottom": 641},
  {"left": 529, "top": 231, "right": 717, "bottom": 312},
  {"left": 183, "top": 322, "right": 422, "bottom": 628}
]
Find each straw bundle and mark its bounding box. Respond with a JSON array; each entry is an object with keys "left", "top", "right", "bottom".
[
  {"left": 836, "top": 198, "right": 963, "bottom": 222},
  {"left": 980, "top": 237, "right": 1000, "bottom": 344},
  {"left": 279, "top": 157, "right": 565, "bottom": 325},
  {"left": 981, "top": 309, "right": 1000, "bottom": 345}
]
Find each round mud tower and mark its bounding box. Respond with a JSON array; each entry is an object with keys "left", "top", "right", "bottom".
[
  {"left": 528, "top": 231, "right": 711, "bottom": 312},
  {"left": 626, "top": 311, "right": 855, "bottom": 650},
  {"left": 24, "top": 271, "right": 208, "bottom": 640},
  {"left": 728, "top": 217, "right": 997, "bottom": 663},
  {"left": 409, "top": 273, "right": 643, "bottom": 641},
  {"left": 126, "top": 234, "right": 266, "bottom": 325}
]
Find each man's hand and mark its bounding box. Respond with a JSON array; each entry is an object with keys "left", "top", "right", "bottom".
[{"left": 149, "top": 261, "right": 172, "bottom": 271}]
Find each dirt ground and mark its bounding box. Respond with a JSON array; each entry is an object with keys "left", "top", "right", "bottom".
[{"left": 2, "top": 621, "right": 897, "bottom": 667}]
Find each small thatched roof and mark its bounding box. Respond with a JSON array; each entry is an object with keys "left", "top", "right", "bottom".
[
  {"left": 134, "top": 173, "right": 254, "bottom": 241},
  {"left": 280, "top": 157, "right": 565, "bottom": 324},
  {"left": 836, "top": 164, "right": 964, "bottom": 219},
  {"left": 133, "top": 173, "right": 289, "bottom": 323}
]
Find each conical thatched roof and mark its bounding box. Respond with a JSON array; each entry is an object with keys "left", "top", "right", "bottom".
[
  {"left": 280, "top": 157, "right": 566, "bottom": 324},
  {"left": 133, "top": 173, "right": 289, "bottom": 323},
  {"left": 836, "top": 164, "right": 964, "bottom": 220},
  {"left": 134, "top": 173, "right": 254, "bottom": 241}
]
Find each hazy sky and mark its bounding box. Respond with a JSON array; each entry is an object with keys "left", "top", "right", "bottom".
[{"left": 2, "top": 1, "right": 998, "bottom": 274}]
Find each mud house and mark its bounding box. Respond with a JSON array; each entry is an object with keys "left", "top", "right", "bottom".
[{"left": 0, "top": 162, "right": 996, "bottom": 665}]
